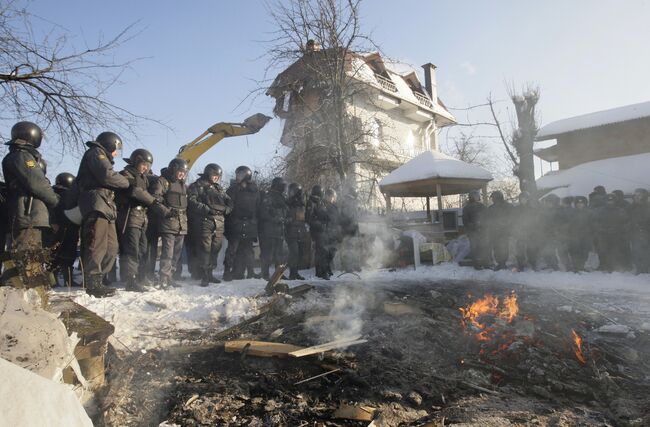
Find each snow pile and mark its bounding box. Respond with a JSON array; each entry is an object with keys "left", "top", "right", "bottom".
[
  {"left": 0, "top": 288, "right": 85, "bottom": 385},
  {"left": 537, "top": 100, "right": 650, "bottom": 139},
  {"left": 68, "top": 279, "right": 269, "bottom": 351},
  {"left": 0, "top": 357, "right": 92, "bottom": 427},
  {"left": 536, "top": 152, "right": 650, "bottom": 197},
  {"left": 379, "top": 150, "right": 493, "bottom": 187}
]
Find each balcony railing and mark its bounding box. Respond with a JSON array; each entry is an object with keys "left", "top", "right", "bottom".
[
  {"left": 374, "top": 73, "right": 398, "bottom": 93},
  {"left": 414, "top": 91, "right": 433, "bottom": 108}
]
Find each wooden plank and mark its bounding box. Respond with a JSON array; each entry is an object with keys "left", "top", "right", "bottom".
[
  {"left": 383, "top": 301, "right": 423, "bottom": 316},
  {"left": 333, "top": 403, "right": 376, "bottom": 421},
  {"left": 264, "top": 264, "right": 288, "bottom": 295},
  {"left": 287, "top": 283, "right": 314, "bottom": 297},
  {"left": 224, "top": 340, "right": 304, "bottom": 358},
  {"left": 289, "top": 335, "right": 367, "bottom": 358}
]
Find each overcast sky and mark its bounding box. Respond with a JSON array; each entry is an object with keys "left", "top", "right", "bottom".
[{"left": 25, "top": 0, "right": 650, "bottom": 180}]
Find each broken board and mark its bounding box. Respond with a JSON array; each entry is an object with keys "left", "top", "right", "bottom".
[
  {"left": 224, "top": 340, "right": 304, "bottom": 358},
  {"left": 333, "top": 403, "right": 377, "bottom": 421},
  {"left": 264, "top": 264, "right": 288, "bottom": 295},
  {"left": 289, "top": 335, "right": 368, "bottom": 358},
  {"left": 383, "top": 301, "right": 424, "bottom": 316}
]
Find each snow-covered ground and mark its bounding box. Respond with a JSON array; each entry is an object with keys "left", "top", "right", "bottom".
[{"left": 64, "top": 264, "right": 650, "bottom": 352}]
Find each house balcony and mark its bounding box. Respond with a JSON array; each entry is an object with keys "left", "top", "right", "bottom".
[
  {"left": 414, "top": 91, "right": 433, "bottom": 109},
  {"left": 404, "top": 108, "right": 434, "bottom": 123},
  {"left": 374, "top": 73, "right": 398, "bottom": 93},
  {"left": 375, "top": 93, "right": 400, "bottom": 110}
]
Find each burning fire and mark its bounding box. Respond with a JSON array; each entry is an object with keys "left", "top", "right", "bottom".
[
  {"left": 459, "top": 292, "right": 520, "bottom": 341},
  {"left": 571, "top": 329, "right": 586, "bottom": 364}
]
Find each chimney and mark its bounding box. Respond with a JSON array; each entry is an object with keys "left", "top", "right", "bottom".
[{"left": 421, "top": 63, "right": 437, "bottom": 102}]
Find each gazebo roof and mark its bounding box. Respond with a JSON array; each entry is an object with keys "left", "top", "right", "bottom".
[{"left": 379, "top": 150, "right": 493, "bottom": 197}]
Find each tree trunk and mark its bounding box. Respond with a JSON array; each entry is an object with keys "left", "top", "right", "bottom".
[{"left": 511, "top": 90, "right": 539, "bottom": 195}]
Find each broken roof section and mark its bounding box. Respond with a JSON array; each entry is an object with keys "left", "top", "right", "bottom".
[
  {"left": 536, "top": 152, "right": 650, "bottom": 197},
  {"left": 379, "top": 150, "right": 493, "bottom": 197},
  {"left": 266, "top": 50, "right": 456, "bottom": 126},
  {"left": 537, "top": 100, "right": 650, "bottom": 140}
]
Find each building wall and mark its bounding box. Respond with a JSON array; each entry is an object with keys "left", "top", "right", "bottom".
[{"left": 557, "top": 117, "right": 650, "bottom": 169}]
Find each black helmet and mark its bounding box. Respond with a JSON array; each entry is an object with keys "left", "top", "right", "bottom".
[
  {"left": 574, "top": 196, "right": 588, "bottom": 206},
  {"left": 203, "top": 163, "right": 223, "bottom": 179},
  {"left": 271, "top": 177, "right": 287, "bottom": 193},
  {"left": 490, "top": 191, "right": 504, "bottom": 203},
  {"left": 544, "top": 193, "right": 560, "bottom": 206},
  {"left": 311, "top": 184, "right": 323, "bottom": 198},
  {"left": 606, "top": 193, "right": 617, "bottom": 203},
  {"left": 55, "top": 172, "right": 75, "bottom": 188},
  {"left": 324, "top": 188, "right": 337, "bottom": 202},
  {"left": 10, "top": 121, "right": 43, "bottom": 148},
  {"left": 235, "top": 166, "right": 252, "bottom": 183},
  {"left": 168, "top": 158, "right": 189, "bottom": 178},
  {"left": 95, "top": 131, "right": 123, "bottom": 153},
  {"left": 126, "top": 149, "right": 153, "bottom": 166},
  {"left": 593, "top": 185, "right": 606, "bottom": 195},
  {"left": 288, "top": 183, "right": 303, "bottom": 198}
]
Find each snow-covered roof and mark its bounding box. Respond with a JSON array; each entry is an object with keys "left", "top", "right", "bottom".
[
  {"left": 380, "top": 150, "right": 493, "bottom": 191},
  {"left": 537, "top": 101, "right": 650, "bottom": 140},
  {"left": 536, "top": 152, "right": 650, "bottom": 197}
]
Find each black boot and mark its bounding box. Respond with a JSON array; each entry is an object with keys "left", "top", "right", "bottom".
[
  {"left": 86, "top": 275, "right": 116, "bottom": 298},
  {"left": 261, "top": 264, "right": 270, "bottom": 281},
  {"left": 126, "top": 276, "right": 146, "bottom": 292},
  {"left": 222, "top": 270, "right": 233, "bottom": 282}
]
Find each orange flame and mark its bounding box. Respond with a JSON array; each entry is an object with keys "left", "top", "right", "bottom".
[
  {"left": 459, "top": 292, "right": 520, "bottom": 341},
  {"left": 571, "top": 329, "right": 586, "bottom": 364},
  {"left": 499, "top": 292, "right": 519, "bottom": 323}
]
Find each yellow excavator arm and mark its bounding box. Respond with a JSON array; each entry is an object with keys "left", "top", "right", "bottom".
[{"left": 176, "top": 113, "right": 271, "bottom": 170}]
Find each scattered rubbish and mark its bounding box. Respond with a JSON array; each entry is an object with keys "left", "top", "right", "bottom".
[{"left": 333, "top": 403, "right": 377, "bottom": 422}]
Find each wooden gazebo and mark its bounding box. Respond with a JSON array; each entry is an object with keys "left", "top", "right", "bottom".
[{"left": 379, "top": 150, "right": 493, "bottom": 221}]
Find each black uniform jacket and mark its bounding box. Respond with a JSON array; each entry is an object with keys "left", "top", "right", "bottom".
[
  {"left": 2, "top": 141, "right": 59, "bottom": 229},
  {"left": 76, "top": 142, "right": 129, "bottom": 221}
]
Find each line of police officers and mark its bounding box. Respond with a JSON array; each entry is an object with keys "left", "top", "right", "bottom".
[
  {"left": 2, "top": 121, "right": 359, "bottom": 298},
  {"left": 462, "top": 186, "right": 650, "bottom": 274}
]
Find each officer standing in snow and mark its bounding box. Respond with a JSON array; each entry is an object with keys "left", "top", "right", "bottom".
[
  {"left": 567, "top": 196, "right": 593, "bottom": 272},
  {"left": 76, "top": 132, "right": 130, "bottom": 297},
  {"left": 2, "top": 121, "right": 60, "bottom": 253},
  {"left": 117, "top": 149, "right": 157, "bottom": 292},
  {"left": 150, "top": 158, "right": 189, "bottom": 288},
  {"left": 628, "top": 188, "right": 650, "bottom": 274},
  {"left": 339, "top": 188, "right": 361, "bottom": 273},
  {"left": 51, "top": 172, "right": 80, "bottom": 287},
  {"left": 285, "top": 183, "right": 309, "bottom": 280},
  {"left": 307, "top": 185, "right": 328, "bottom": 279},
  {"left": 223, "top": 166, "right": 260, "bottom": 281},
  {"left": 188, "top": 163, "right": 232, "bottom": 286},
  {"left": 485, "top": 191, "right": 512, "bottom": 270},
  {"left": 594, "top": 193, "right": 629, "bottom": 272},
  {"left": 259, "top": 177, "right": 288, "bottom": 280},
  {"left": 323, "top": 188, "right": 341, "bottom": 278},
  {"left": 462, "top": 190, "right": 487, "bottom": 270}
]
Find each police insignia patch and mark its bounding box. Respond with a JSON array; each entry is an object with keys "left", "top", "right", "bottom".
[
  {"left": 25, "top": 159, "right": 36, "bottom": 168},
  {"left": 98, "top": 154, "right": 106, "bottom": 160}
]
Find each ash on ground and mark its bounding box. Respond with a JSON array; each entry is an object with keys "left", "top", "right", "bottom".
[{"left": 96, "top": 280, "right": 650, "bottom": 427}]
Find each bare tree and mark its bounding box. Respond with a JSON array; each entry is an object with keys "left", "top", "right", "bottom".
[
  {"left": 442, "top": 131, "right": 495, "bottom": 171},
  {"left": 0, "top": 1, "right": 159, "bottom": 156},
  {"left": 263, "top": 0, "right": 417, "bottom": 203}
]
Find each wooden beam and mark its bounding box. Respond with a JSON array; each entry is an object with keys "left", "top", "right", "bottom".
[
  {"left": 333, "top": 403, "right": 377, "bottom": 422},
  {"left": 288, "top": 335, "right": 367, "bottom": 358},
  {"left": 426, "top": 197, "right": 431, "bottom": 222},
  {"left": 224, "top": 340, "right": 304, "bottom": 358}
]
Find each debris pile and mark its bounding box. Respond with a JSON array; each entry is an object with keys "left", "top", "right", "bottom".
[{"left": 97, "top": 281, "right": 650, "bottom": 426}]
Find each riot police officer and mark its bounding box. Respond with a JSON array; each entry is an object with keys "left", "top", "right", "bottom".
[
  {"left": 150, "top": 158, "right": 189, "bottom": 288},
  {"left": 188, "top": 163, "right": 233, "bottom": 286},
  {"left": 51, "top": 172, "right": 80, "bottom": 287},
  {"left": 323, "top": 188, "right": 341, "bottom": 278},
  {"left": 307, "top": 185, "right": 328, "bottom": 279},
  {"left": 463, "top": 190, "right": 487, "bottom": 270},
  {"left": 76, "top": 132, "right": 130, "bottom": 297},
  {"left": 628, "top": 189, "right": 650, "bottom": 274},
  {"left": 117, "top": 149, "right": 156, "bottom": 292},
  {"left": 2, "top": 121, "right": 60, "bottom": 252},
  {"left": 486, "top": 191, "right": 512, "bottom": 270},
  {"left": 223, "top": 166, "right": 260, "bottom": 281},
  {"left": 339, "top": 188, "right": 361, "bottom": 273},
  {"left": 285, "top": 183, "right": 309, "bottom": 280},
  {"left": 259, "top": 177, "right": 288, "bottom": 280}
]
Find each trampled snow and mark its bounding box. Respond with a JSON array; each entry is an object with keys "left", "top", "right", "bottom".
[
  {"left": 536, "top": 100, "right": 650, "bottom": 140},
  {"left": 0, "top": 357, "right": 93, "bottom": 427},
  {"left": 66, "top": 264, "right": 650, "bottom": 352},
  {"left": 536, "top": 152, "right": 650, "bottom": 197}
]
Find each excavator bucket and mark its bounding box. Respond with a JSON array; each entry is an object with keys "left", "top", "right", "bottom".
[{"left": 243, "top": 113, "right": 272, "bottom": 133}]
